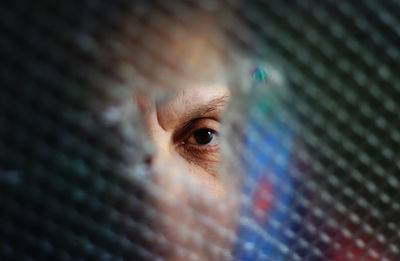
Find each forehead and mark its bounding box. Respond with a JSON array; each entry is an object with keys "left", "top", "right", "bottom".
[
  {"left": 160, "top": 84, "right": 230, "bottom": 110},
  {"left": 155, "top": 21, "right": 229, "bottom": 85},
  {"left": 120, "top": 7, "right": 234, "bottom": 91}
]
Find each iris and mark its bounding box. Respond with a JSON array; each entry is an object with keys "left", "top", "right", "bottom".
[{"left": 192, "top": 128, "right": 215, "bottom": 145}]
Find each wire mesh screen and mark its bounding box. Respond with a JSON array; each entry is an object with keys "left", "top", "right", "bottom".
[{"left": 1, "top": 0, "right": 400, "bottom": 260}]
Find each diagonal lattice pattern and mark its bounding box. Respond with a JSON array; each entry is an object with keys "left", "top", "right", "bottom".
[{"left": 1, "top": 0, "right": 399, "bottom": 260}]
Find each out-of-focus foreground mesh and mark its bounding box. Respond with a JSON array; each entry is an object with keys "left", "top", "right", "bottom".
[{"left": 1, "top": 0, "right": 400, "bottom": 260}]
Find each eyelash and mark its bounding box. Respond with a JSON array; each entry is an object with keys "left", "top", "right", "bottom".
[{"left": 183, "top": 128, "right": 218, "bottom": 146}]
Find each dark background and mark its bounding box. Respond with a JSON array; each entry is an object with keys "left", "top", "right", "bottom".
[{"left": 1, "top": 0, "right": 399, "bottom": 260}]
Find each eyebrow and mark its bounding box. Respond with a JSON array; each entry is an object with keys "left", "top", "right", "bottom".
[
  {"left": 164, "top": 94, "right": 230, "bottom": 142},
  {"left": 179, "top": 95, "right": 230, "bottom": 126}
]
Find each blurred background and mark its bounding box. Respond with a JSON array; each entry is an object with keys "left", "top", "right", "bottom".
[{"left": 1, "top": 0, "right": 400, "bottom": 260}]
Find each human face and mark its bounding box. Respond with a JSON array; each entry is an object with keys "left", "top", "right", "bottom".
[
  {"left": 134, "top": 84, "right": 236, "bottom": 260},
  {"left": 136, "top": 85, "right": 230, "bottom": 193},
  {"left": 127, "top": 9, "right": 239, "bottom": 258}
]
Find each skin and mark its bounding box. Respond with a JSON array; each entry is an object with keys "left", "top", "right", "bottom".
[
  {"left": 126, "top": 7, "right": 241, "bottom": 259},
  {"left": 137, "top": 85, "right": 230, "bottom": 193},
  {"left": 134, "top": 84, "right": 236, "bottom": 261}
]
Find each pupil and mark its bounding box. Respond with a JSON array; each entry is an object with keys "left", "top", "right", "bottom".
[{"left": 194, "top": 129, "right": 213, "bottom": 145}]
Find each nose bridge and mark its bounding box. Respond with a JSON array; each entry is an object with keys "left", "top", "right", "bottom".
[
  {"left": 134, "top": 92, "right": 169, "bottom": 158},
  {"left": 146, "top": 144, "right": 170, "bottom": 169},
  {"left": 141, "top": 110, "right": 172, "bottom": 169}
]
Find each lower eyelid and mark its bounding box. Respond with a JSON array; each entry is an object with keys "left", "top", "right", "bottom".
[
  {"left": 199, "top": 144, "right": 219, "bottom": 152},
  {"left": 180, "top": 143, "right": 219, "bottom": 153},
  {"left": 176, "top": 143, "right": 221, "bottom": 176},
  {"left": 178, "top": 143, "right": 220, "bottom": 161}
]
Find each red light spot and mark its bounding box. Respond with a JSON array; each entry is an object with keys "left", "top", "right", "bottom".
[{"left": 252, "top": 179, "right": 273, "bottom": 222}]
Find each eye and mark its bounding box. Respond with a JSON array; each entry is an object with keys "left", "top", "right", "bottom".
[
  {"left": 174, "top": 118, "right": 221, "bottom": 175},
  {"left": 186, "top": 128, "right": 218, "bottom": 146}
]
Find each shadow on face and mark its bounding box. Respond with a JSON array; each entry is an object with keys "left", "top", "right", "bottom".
[
  {"left": 125, "top": 5, "right": 242, "bottom": 260},
  {"left": 138, "top": 86, "right": 236, "bottom": 260}
]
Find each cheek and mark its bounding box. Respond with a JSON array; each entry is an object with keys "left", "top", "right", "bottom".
[
  {"left": 186, "top": 163, "right": 226, "bottom": 199},
  {"left": 150, "top": 158, "right": 237, "bottom": 260},
  {"left": 177, "top": 146, "right": 221, "bottom": 177}
]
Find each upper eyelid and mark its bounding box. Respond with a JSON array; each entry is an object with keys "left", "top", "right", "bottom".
[
  {"left": 177, "top": 113, "right": 220, "bottom": 130},
  {"left": 171, "top": 96, "right": 229, "bottom": 130}
]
